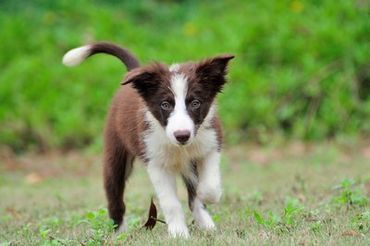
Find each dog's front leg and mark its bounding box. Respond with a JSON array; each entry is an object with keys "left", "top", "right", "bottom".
[
  {"left": 147, "top": 162, "right": 189, "bottom": 238},
  {"left": 197, "top": 150, "right": 222, "bottom": 204}
]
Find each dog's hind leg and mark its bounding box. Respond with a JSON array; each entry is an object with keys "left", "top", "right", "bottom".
[
  {"left": 182, "top": 161, "right": 215, "bottom": 230},
  {"left": 103, "top": 129, "right": 134, "bottom": 232}
]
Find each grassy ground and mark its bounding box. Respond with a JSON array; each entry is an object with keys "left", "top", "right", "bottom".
[{"left": 0, "top": 142, "right": 369, "bottom": 245}]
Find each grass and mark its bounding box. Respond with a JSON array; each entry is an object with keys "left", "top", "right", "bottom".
[{"left": 0, "top": 142, "right": 369, "bottom": 245}]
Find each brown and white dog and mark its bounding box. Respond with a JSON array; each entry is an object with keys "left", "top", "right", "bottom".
[{"left": 63, "top": 42, "right": 234, "bottom": 238}]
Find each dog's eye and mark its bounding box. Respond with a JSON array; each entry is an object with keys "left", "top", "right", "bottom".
[
  {"left": 190, "top": 99, "right": 201, "bottom": 109},
  {"left": 161, "top": 101, "right": 172, "bottom": 111}
]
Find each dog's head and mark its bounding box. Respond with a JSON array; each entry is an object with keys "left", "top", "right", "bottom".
[{"left": 122, "top": 55, "right": 234, "bottom": 146}]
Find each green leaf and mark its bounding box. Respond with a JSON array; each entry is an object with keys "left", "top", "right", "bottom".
[{"left": 253, "top": 211, "right": 265, "bottom": 226}]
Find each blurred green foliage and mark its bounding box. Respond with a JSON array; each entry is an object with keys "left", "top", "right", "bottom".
[{"left": 0, "top": 0, "right": 369, "bottom": 152}]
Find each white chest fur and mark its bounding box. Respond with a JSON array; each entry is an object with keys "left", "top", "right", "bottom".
[{"left": 143, "top": 111, "right": 218, "bottom": 173}]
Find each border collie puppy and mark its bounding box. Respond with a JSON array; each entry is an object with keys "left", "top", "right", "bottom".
[{"left": 63, "top": 42, "right": 234, "bottom": 238}]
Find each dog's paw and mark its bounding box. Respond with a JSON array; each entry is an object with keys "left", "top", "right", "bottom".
[
  {"left": 197, "top": 183, "right": 222, "bottom": 204},
  {"left": 199, "top": 219, "right": 216, "bottom": 231},
  {"left": 168, "top": 222, "right": 189, "bottom": 238},
  {"left": 195, "top": 210, "right": 216, "bottom": 230}
]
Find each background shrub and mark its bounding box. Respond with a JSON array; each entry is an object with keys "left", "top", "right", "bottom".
[{"left": 0, "top": 0, "right": 369, "bottom": 152}]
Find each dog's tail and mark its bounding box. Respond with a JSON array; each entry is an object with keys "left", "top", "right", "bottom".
[{"left": 62, "top": 42, "right": 140, "bottom": 71}]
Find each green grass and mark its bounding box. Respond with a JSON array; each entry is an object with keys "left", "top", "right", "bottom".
[
  {"left": 1, "top": 142, "right": 369, "bottom": 245},
  {"left": 0, "top": 0, "right": 369, "bottom": 152}
]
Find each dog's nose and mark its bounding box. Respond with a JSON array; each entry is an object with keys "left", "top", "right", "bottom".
[{"left": 174, "top": 130, "right": 191, "bottom": 144}]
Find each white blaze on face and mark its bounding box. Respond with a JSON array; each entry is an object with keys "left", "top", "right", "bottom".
[
  {"left": 166, "top": 71, "right": 194, "bottom": 145},
  {"left": 169, "top": 64, "right": 180, "bottom": 73}
]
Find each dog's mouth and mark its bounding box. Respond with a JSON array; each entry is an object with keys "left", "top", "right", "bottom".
[
  {"left": 177, "top": 140, "right": 191, "bottom": 146},
  {"left": 172, "top": 137, "right": 193, "bottom": 147}
]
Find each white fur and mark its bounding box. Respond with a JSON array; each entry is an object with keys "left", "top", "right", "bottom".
[
  {"left": 192, "top": 198, "right": 215, "bottom": 230},
  {"left": 166, "top": 73, "right": 195, "bottom": 145},
  {"left": 144, "top": 109, "right": 217, "bottom": 173},
  {"left": 143, "top": 105, "right": 220, "bottom": 238},
  {"left": 197, "top": 151, "right": 222, "bottom": 204},
  {"left": 147, "top": 161, "right": 189, "bottom": 238},
  {"left": 141, "top": 66, "right": 222, "bottom": 238},
  {"left": 62, "top": 46, "right": 91, "bottom": 67},
  {"left": 169, "top": 63, "right": 180, "bottom": 72}
]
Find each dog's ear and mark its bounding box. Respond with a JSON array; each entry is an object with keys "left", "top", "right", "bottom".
[
  {"left": 196, "top": 55, "right": 234, "bottom": 93},
  {"left": 122, "top": 63, "right": 168, "bottom": 99}
]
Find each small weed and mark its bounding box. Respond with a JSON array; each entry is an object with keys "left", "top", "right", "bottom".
[
  {"left": 252, "top": 197, "right": 304, "bottom": 232},
  {"left": 115, "top": 232, "right": 128, "bottom": 242},
  {"left": 39, "top": 225, "right": 70, "bottom": 246},
  {"left": 212, "top": 213, "right": 222, "bottom": 223},
  {"left": 310, "top": 220, "right": 323, "bottom": 233},
  {"left": 351, "top": 211, "right": 370, "bottom": 233},
  {"left": 283, "top": 197, "right": 304, "bottom": 226},
  {"left": 332, "top": 179, "right": 368, "bottom": 208},
  {"left": 253, "top": 210, "right": 280, "bottom": 229},
  {"left": 39, "top": 226, "right": 51, "bottom": 241},
  {"left": 79, "top": 208, "right": 115, "bottom": 245}
]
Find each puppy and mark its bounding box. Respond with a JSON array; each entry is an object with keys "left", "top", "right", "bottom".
[{"left": 63, "top": 42, "right": 234, "bottom": 238}]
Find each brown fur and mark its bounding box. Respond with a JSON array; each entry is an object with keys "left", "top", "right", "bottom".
[
  {"left": 103, "top": 85, "right": 148, "bottom": 226},
  {"left": 89, "top": 42, "right": 140, "bottom": 70}
]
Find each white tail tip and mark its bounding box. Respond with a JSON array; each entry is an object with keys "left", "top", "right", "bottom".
[{"left": 62, "top": 46, "right": 91, "bottom": 67}]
